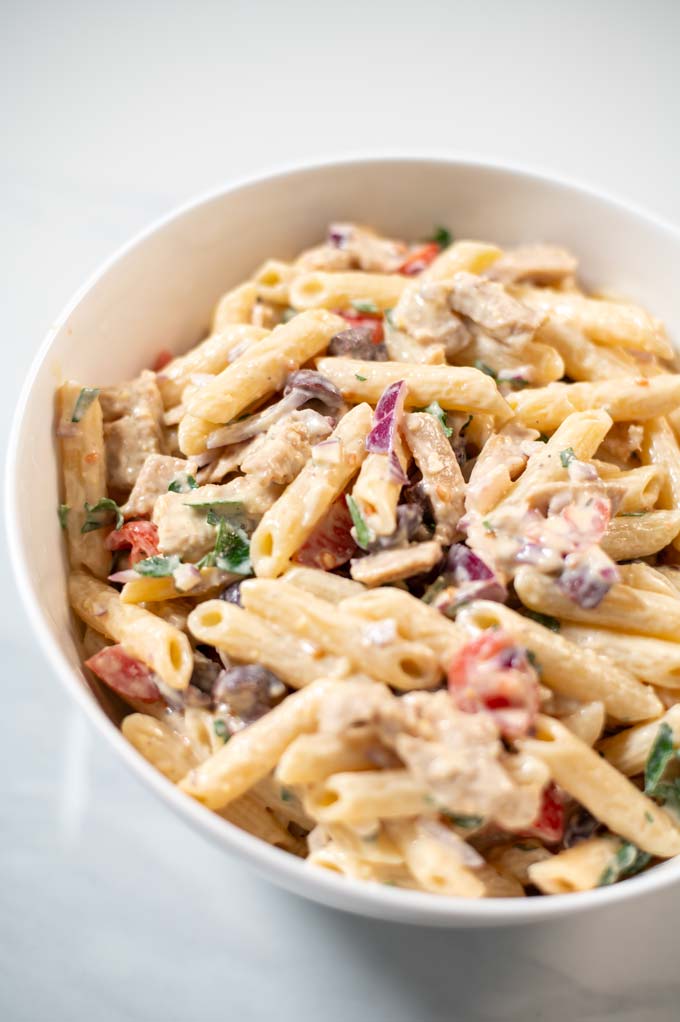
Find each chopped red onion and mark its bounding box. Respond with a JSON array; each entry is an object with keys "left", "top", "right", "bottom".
[
  {"left": 107, "top": 569, "right": 140, "bottom": 584},
  {"left": 446, "top": 544, "right": 507, "bottom": 603},
  {"left": 557, "top": 551, "right": 619, "bottom": 609},
  {"left": 207, "top": 390, "right": 308, "bottom": 448},
  {"left": 284, "top": 370, "right": 345, "bottom": 414},
  {"left": 173, "top": 563, "right": 201, "bottom": 592},
  {"left": 366, "top": 380, "right": 408, "bottom": 484},
  {"left": 328, "top": 223, "right": 351, "bottom": 248}
]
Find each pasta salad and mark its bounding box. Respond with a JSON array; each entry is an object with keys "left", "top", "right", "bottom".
[{"left": 57, "top": 223, "right": 680, "bottom": 898}]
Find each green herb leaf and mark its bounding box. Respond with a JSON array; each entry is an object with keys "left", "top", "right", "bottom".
[
  {"left": 81, "top": 498, "right": 124, "bottom": 533},
  {"left": 281, "top": 307, "right": 297, "bottom": 323},
  {"left": 280, "top": 787, "right": 293, "bottom": 802},
  {"left": 346, "top": 494, "right": 372, "bottom": 550},
  {"left": 355, "top": 373, "right": 367, "bottom": 382},
  {"left": 538, "top": 433, "right": 550, "bottom": 443},
  {"left": 482, "top": 519, "right": 494, "bottom": 532},
  {"left": 619, "top": 511, "right": 648, "bottom": 517},
  {"left": 168, "top": 474, "right": 198, "bottom": 493},
  {"left": 441, "top": 811, "right": 484, "bottom": 829},
  {"left": 200, "top": 508, "right": 252, "bottom": 574},
  {"left": 560, "top": 447, "right": 576, "bottom": 469},
  {"left": 384, "top": 308, "right": 395, "bottom": 326},
  {"left": 351, "top": 299, "right": 379, "bottom": 314},
  {"left": 213, "top": 719, "right": 230, "bottom": 741},
  {"left": 599, "top": 841, "right": 652, "bottom": 886},
  {"left": 58, "top": 504, "right": 70, "bottom": 529},
  {"left": 474, "top": 360, "right": 497, "bottom": 380},
  {"left": 523, "top": 609, "right": 561, "bottom": 632},
  {"left": 430, "top": 226, "right": 452, "bottom": 249},
  {"left": 415, "top": 400, "right": 453, "bottom": 438},
  {"left": 185, "top": 499, "right": 245, "bottom": 513},
  {"left": 421, "top": 576, "right": 448, "bottom": 605},
  {"left": 71, "top": 387, "right": 100, "bottom": 423},
  {"left": 134, "top": 554, "right": 181, "bottom": 577},
  {"left": 645, "top": 721, "right": 677, "bottom": 794}
]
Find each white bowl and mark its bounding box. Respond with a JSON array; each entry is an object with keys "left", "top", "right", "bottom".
[{"left": 8, "top": 157, "right": 680, "bottom": 927}]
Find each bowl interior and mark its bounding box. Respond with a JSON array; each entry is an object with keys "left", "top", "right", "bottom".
[{"left": 10, "top": 157, "right": 680, "bottom": 924}]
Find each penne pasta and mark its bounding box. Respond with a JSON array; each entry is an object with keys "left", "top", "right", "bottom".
[
  {"left": 56, "top": 220, "right": 680, "bottom": 899},
  {"left": 521, "top": 716, "right": 680, "bottom": 858},
  {"left": 69, "top": 572, "right": 193, "bottom": 690},
  {"left": 315, "top": 358, "right": 511, "bottom": 419}
]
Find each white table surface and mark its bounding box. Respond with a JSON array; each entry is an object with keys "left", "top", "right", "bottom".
[{"left": 3, "top": 2, "right": 680, "bottom": 1019}]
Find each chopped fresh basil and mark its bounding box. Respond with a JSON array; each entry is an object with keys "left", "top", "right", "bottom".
[
  {"left": 198, "top": 508, "right": 251, "bottom": 574},
  {"left": 482, "top": 519, "right": 494, "bottom": 532},
  {"left": 474, "top": 360, "right": 497, "bottom": 380},
  {"left": 459, "top": 413, "right": 473, "bottom": 437},
  {"left": 81, "top": 498, "right": 124, "bottom": 533},
  {"left": 416, "top": 400, "right": 453, "bottom": 438},
  {"left": 538, "top": 433, "right": 550, "bottom": 443},
  {"left": 58, "top": 504, "right": 70, "bottom": 529},
  {"left": 384, "top": 308, "right": 395, "bottom": 326},
  {"left": 355, "top": 373, "right": 367, "bottom": 382},
  {"left": 619, "top": 511, "right": 648, "bottom": 517},
  {"left": 507, "top": 376, "right": 530, "bottom": 390},
  {"left": 514, "top": 842, "right": 538, "bottom": 852},
  {"left": 280, "top": 787, "right": 293, "bottom": 802},
  {"left": 645, "top": 721, "right": 678, "bottom": 795},
  {"left": 185, "top": 499, "right": 245, "bottom": 513},
  {"left": 134, "top": 554, "right": 181, "bottom": 577},
  {"left": 168, "top": 474, "right": 198, "bottom": 493},
  {"left": 523, "top": 609, "right": 561, "bottom": 632},
  {"left": 599, "top": 841, "right": 652, "bottom": 886},
  {"left": 213, "top": 719, "right": 229, "bottom": 741},
  {"left": 645, "top": 811, "right": 654, "bottom": 823},
  {"left": 441, "top": 811, "right": 483, "bottom": 829},
  {"left": 351, "top": 299, "right": 379, "bottom": 314},
  {"left": 346, "top": 494, "right": 372, "bottom": 550},
  {"left": 281, "top": 307, "right": 297, "bottom": 323},
  {"left": 559, "top": 447, "right": 576, "bottom": 469},
  {"left": 421, "top": 576, "right": 448, "bottom": 605},
  {"left": 430, "top": 226, "right": 452, "bottom": 249},
  {"left": 71, "top": 387, "right": 100, "bottom": 423}
]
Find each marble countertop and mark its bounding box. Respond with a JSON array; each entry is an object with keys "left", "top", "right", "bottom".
[{"left": 3, "top": 2, "right": 680, "bottom": 1019}]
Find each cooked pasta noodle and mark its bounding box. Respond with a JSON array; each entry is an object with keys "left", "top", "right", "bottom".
[{"left": 56, "top": 222, "right": 680, "bottom": 898}]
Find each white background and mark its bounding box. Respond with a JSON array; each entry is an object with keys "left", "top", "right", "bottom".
[{"left": 3, "top": 2, "right": 680, "bottom": 1019}]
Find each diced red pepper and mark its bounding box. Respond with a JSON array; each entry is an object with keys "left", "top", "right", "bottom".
[
  {"left": 294, "top": 497, "right": 358, "bottom": 570},
  {"left": 521, "top": 783, "right": 565, "bottom": 844},
  {"left": 106, "top": 520, "right": 159, "bottom": 565},
  {"left": 398, "top": 242, "right": 440, "bottom": 276},
  {"left": 85, "top": 645, "right": 160, "bottom": 703},
  {"left": 447, "top": 630, "right": 540, "bottom": 738},
  {"left": 151, "top": 349, "right": 173, "bottom": 372},
  {"left": 336, "top": 309, "right": 384, "bottom": 344}
]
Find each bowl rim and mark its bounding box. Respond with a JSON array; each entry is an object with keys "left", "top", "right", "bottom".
[{"left": 8, "top": 153, "right": 680, "bottom": 925}]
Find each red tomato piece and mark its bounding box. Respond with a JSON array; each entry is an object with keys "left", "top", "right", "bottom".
[
  {"left": 151, "top": 349, "right": 173, "bottom": 372},
  {"left": 294, "top": 497, "right": 358, "bottom": 570},
  {"left": 85, "top": 645, "right": 160, "bottom": 703},
  {"left": 447, "top": 630, "right": 540, "bottom": 738},
  {"left": 336, "top": 309, "right": 384, "bottom": 344},
  {"left": 398, "top": 242, "right": 440, "bottom": 276},
  {"left": 106, "top": 520, "right": 159, "bottom": 565},
  {"left": 522, "top": 783, "right": 565, "bottom": 844}
]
